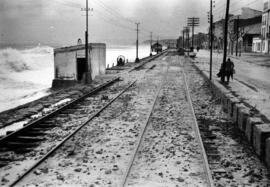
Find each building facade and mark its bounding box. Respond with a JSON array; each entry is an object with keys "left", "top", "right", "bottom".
[
  {"left": 227, "top": 8, "right": 262, "bottom": 54},
  {"left": 52, "top": 43, "right": 106, "bottom": 88},
  {"left": 261, "top": 0, "right": 270, "bottom": 53}
]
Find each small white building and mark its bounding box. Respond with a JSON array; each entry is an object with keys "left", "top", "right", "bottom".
[
  {"left": 252, "top": 37, "right": 262, "bottom": 52},
  {"left": 52, "top": 43, "right": 106, "bottom": 88}
]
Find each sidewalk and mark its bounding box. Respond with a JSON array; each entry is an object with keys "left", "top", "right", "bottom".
[
  {"left": 194, "top": 50, "right": 270, "bottom": 122},
  {"left": 190, "top": 52, "right": 270, "bottom": 169},
  {"left": 229, "top": 52, "right": 270, "bottom": 67}
]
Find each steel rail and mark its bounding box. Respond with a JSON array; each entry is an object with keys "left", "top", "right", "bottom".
[
  {"left": 120, "top": 67, "right": 168, "bottom": 187},
  {"left": 128, "top": 50, "right": 168, "bottom": 73},
  {"left": 182, "top": 65, "right": 215, "bottom": 187},
  {"left": 0, "top": 77, "right": 120, "bottom": 145},
  {"left": 10, "top": 80, "right": 137, "bottom": 187}
]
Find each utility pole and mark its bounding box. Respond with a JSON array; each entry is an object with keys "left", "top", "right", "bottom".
[
  {"left": 209, "top": 0, "right": 214, "bottom": 80},
  {"left": 187, "top": 17, "right": 200, "bottom": 51},
  {"left": 182, "top": 29, "right": 185, "bottom": 49},
  {"left": 235, "top": 15, "right": 239, "bottom": 56},
  {"left": 222, "top": 0, "right": 230, "bottom": 81},
  {"left": 184, "top": 27, "right": 190, "bottom": 56},
  {"left": 135, "top": 22, "right": 140, "bottom": 63},
  {"left": 150, "top": 32, "right": 153, "bottom": 56},
  {"left": 84, "top": 0, "right": 90, "bottom": 83}
]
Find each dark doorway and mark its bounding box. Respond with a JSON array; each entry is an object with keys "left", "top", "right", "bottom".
[{"left": 77, "top": 58, "right": 86, "bottom": 81}]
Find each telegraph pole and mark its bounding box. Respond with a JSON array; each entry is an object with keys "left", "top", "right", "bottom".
[
  {"left": 84, "top": 0, "right": 90, "bottom": 83},
  {"left": 150, "top": 32, "right": 153, "bottom": 56},
  {"left": 182, "top": 29, "right": 185, "bottom": 49},
  {"left": 209, "top": 0, "right": 213, "bottom": 80},
  {"left": 135, "top": 22, "right": 140, "bottom": 63},
  {"left": 187, "top": 17, "right": 200, "bottom": 51},
  {"left": 184, "top": 27, "right": 190, "bottom": 56},
  {"left": 222, "top": 0, "right": 230, "bottom": 79}
]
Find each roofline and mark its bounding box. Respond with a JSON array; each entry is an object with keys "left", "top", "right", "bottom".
[{"left": 54, "top": 43, "right": 106, "bottom": 53}]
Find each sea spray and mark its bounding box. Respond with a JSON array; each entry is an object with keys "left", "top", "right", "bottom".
[
  {"left": 0, "top": 48, "right": 30, "bottom": 73},
  {"left": 0, "top": 44, "right": 151, "bottom": 112}
]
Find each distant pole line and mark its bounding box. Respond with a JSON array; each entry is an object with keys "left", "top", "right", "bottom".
[
  {"left": 135, "top": 22, "right": 140, "bottom": 63},
  {"left": 187, "top": 17, "right": 200, "bottom": 51}
]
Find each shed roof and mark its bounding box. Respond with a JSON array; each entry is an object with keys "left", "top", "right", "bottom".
[{"left": 54, "top": 43, "right": 105, "bottom": 53}]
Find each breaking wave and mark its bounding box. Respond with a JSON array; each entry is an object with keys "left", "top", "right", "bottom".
[{"left": 0, "top": 46, "right": 53, "bottom": 74}]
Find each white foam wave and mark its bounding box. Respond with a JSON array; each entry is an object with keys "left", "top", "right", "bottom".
[
  {"left": 0, "top": 48, "right": 30, "bottom": 73},
  {"left": 0, "top": 46, "right": 53, "bottom": 74}
]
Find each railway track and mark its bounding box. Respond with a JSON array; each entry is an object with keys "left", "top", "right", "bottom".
[
  {"left": 128, "top": 50, "right": 168, "bottom": 72},
  {"left": 0, "top": 52, "right": 168, "bottom": 187},
  {"left": 1, "top": 52, "right": 215, "bottom": 186},
  {"left": 8, "top": 80, "right": 137, "bottom": 186},
  {"left": 119, "top": 55, "right": 214, "bottom": 187},
  {"left": 0, "top": 78, "right": 121, "bottom": 163}
]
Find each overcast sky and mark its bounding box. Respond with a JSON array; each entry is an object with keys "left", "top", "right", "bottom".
[{"left": 0, "top": 0, "right": 263, "bottom": 46}]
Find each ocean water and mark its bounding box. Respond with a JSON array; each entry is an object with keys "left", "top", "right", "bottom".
[{"left": 0, "top": 44, "right": 152, "bottom": 112}]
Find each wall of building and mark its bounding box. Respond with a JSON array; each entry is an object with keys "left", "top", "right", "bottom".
[
  {"left": 90, "top": 43, "right": 106, "bottom": 79},
  {"left": 52, "top": 43, "right": 106, "bottom": 88},
  {"left": 252, "top": 37, "right": 262, "bottom": 52},
  {"left": 54, "top": 51, "right": 77, "bottom": 80}
]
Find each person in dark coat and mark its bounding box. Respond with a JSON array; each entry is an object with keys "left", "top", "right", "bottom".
[
  {"left": 218, "top": 61, "right": 226, "bottom": 83},
  {"left": 225, "top": 58, "right": 235, "bottom": 83}
]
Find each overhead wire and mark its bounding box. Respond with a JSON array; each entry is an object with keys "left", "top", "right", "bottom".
[
  {"left": 45, "top": 0, "right": 176, "bottom": 41},
  {"left": 229, "top": 0, "right": 260, "bottom": 14},
  {"left": 213, "top": 0, "right": 258, "bottom": 22}
]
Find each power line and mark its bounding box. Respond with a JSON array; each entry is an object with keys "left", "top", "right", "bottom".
[
  {"left": 213, "top": 0, "right": 241, "bottom": 13},
  {"left": 92, "top": 0, "right": 134, "bottom": 24},
  {"left": 94, "top": 9, "right": 135, "bottom": 32},
  {"left": 229, "top": 0, "right": 259, "bottom": 14}
]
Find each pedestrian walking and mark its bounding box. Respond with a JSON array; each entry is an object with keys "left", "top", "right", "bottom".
[
  {"left": 225, "top": 58, "right": 235, "bottom": 83},
  {"left": 217, "top": 61, "right": 226, "bottom": 83}
]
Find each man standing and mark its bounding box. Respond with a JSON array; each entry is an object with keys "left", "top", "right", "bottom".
[{"left": 226, "top": 58, "right": 234, "bottom": 83}]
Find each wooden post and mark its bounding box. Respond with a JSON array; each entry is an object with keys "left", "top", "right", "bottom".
[{"left": 222, "top": 0, "right": 230, "bottom": 82}]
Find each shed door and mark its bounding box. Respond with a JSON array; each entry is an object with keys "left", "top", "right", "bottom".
[{"left": 77, "top": 58, "right": 86, "bottom": 81}]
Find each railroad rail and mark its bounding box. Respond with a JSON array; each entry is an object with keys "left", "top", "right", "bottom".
[
  {"left": 0, "top": 77, "right": 120, "bottom": 148},
  {"left": 129, "top": 50, "right": 168, "bottom": 72},
  {"left": 0, "top": 49, "right": 165, "bottom": 187},
  {"left": 120, "top": 67, "right": 167, "bottom": 187},
  {"left": 2, "top": 52, "right": 215, "bottom": 186},
  {"left": 119, "top": 58, "right": 214, "bottom": 187},
  {"left": 182, "top": 68, "right": 215, "bottom": 187},
  {"left": 9, "top": 80, "right": 137, "bottom": 186}
]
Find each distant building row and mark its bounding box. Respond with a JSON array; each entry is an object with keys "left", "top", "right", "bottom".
[
  {"left": 213, "top": 1, "right": 270, "bottom": 55},
  {"left": 179, "top": 4, "right": 270, "bottom": 55},
  {"left": 213, "top": 7, "right": 262, "bottom": 55}
]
